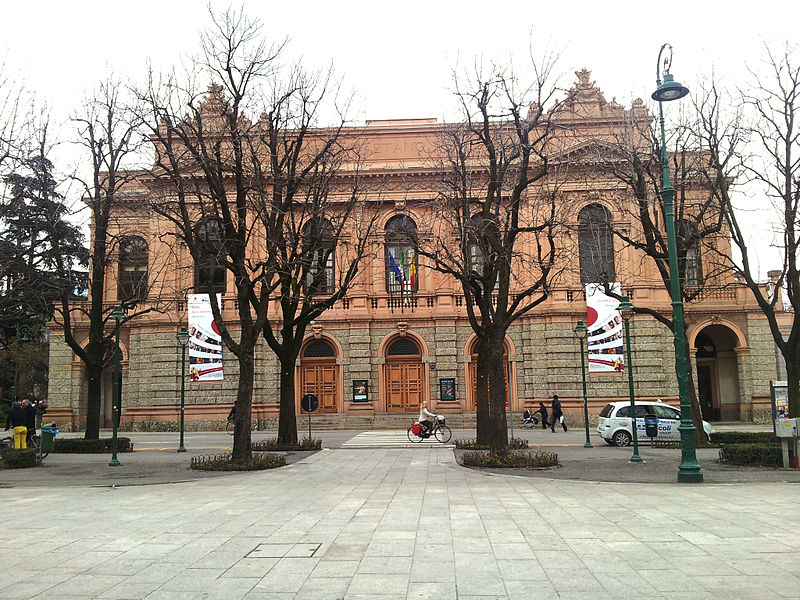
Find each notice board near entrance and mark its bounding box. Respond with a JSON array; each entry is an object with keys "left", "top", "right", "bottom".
[{"left": 353, "top": 380, "right": 369, "bottom": 402}]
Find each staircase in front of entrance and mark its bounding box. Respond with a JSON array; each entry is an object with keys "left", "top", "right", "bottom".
[{"left": 296, "top": 411, "right": 478, "bottom": 431}]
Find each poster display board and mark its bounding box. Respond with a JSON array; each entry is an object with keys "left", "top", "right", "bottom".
[
  {"left": 187, "top": 293, "right": 224, "bottom": 382},
  {"left": 771, "top": 380, "right": 789, "bottom": 433},
  {"left": 352, "top": 380, "right": 369, "bottom": 402},
  {"left": 585, "top": 283, "right": 625, "bottom": 373},
  {"left": 440, "top": 378, "right": 456, "bottom": 401}
]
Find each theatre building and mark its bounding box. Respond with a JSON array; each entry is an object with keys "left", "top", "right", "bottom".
[{"left": 47, "top": 72, "right": 785, "bottom": 431}]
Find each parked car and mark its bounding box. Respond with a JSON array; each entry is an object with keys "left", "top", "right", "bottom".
[{"left": 597, "top": 400, "right": 714, "bottom": 446}]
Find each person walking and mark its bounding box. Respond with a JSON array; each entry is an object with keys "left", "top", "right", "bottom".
[
  {"left": 532, "top": 401, "right": 550, "bottom": 430},
  {"left": 550, "top": 394, "right": 567, "bottom": 433},
  {"left": 22, "top": 399, "right": 37, "bottom": 447},
  {"left": 4, "top": 401, "right": 28, "bottom": 449}
]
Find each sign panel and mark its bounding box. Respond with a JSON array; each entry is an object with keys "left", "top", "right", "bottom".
[
  {"left": 440, "top": 378, "right": 456, "bottom": 401},
  {"left": 585, "top": 283, "right": 625, "bottom": 373},
  {"left": 771, "top": 380, "right": 789, "bottom": 435},
  {"left": 352, "top": 380, "right": 369, "bottom": 402},
  {"left": 187, "top": 293, "right": 224, "bottom": 382},
  {"left": 301, "top": 394, "right": 319, "bottom": 413}
]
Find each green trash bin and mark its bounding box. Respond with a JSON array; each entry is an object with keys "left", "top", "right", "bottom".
[{"left": 40, "top": 425, "right": 58, "bottom": 456}]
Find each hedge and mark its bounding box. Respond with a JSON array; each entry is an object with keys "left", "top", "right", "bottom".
[
  {"left": 1, "top": 448, "right": 38, "bottom": 468},
  {"left": 190, "top": 451, "right": 285, "bottom": 471},
  {"left": 454, "top": 438, "right": 529, "bottom": 450},
  {"left": 710, "top": 431, "right": 778, "bottom": 445},
  {"left": 461, "top": 449, "right": 559, "bottom": 468},
  {"left": 718, "top": 443, "right": 786, "bottom": 467},
  {"left": 52, "top": 437, "right": 133, "bottom": 453},
  {"left": 251, "top": 437, "right": 322, "bottom": 451}
]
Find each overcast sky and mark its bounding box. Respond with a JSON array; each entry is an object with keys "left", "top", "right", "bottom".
[{"left": 2, "top": 0, "right": 798, "bottom": 274}]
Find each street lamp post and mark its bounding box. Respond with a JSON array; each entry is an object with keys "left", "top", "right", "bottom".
[
  {"left": 618, "top": 296, "right": 643, "bottom": 463},
  {"left": 176, "top": 326, "right": 190, "bottom": 453},
  {"left": 574, "top": 320, "right": 593, "bottom": 448},
  {"left": 12, "top": 324, "right": 31, "bottom": 405},
  {"left": 652, "top": 43, "right": 703, "bottom": 482},
  {"left": 108, "top": 306, "right": 124, "bottom": 467}
]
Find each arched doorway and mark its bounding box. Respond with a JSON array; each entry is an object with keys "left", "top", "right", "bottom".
[
  {"left": 694, "top": 324, "right": 741, "bottom": 421},
  {"left": 300, "top": 339, "right": 338, "bottom": 414},
  {"left": 81, "top": 339, "right": 125, "bottom": 428},
  {"left": 469, "top": 339, "right": 510, "bottom": 410},
  {"left": 385, "top": 337, "right": 424, "bottom": 412}
]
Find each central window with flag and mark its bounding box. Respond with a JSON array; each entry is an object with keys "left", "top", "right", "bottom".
[{"left": 385, "top": 215, "right": 418, "bottom": 294}]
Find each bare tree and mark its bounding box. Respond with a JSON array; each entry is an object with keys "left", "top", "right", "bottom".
[
  {"left": 698, "top": 44, "right": 800, "bottom": 418},
  {"left": 140, "top": 7, "right": 374, "bottom": 456},
  {"left": 48, "top": 77, "right": 150, "bottom": 439},
  {"left": 597, "top": 99, "right": 731, "bottom": 441},
  {"left": 418, "top": 58, "right": 565, "bottom": 451}
]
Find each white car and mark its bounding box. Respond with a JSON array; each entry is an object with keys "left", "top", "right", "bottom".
[{"left": 597, "top": 400, "right": 714, "bottom": 447}]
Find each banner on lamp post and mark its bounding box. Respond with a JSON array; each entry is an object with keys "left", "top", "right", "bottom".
[
  {"left": 187, "top": 293, "right": 224, "bottom": 382},
  {"left": 585, "top": 283, "right": 625, "bottom": 373}
]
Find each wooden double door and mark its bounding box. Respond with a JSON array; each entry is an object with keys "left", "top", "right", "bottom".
[
  {"left": 300, "top": 362, "right": 338, "bottom": 413},
  {"left": 386, "top": 362, "right": 424, "bottom": 412},
  {"left": 470, "top": 350, "right": 510, "bottom": 410}
]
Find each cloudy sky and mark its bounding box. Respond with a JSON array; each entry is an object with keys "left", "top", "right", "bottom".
[{"left": 2, "top": 0, "right": 798, "bottom": 273}]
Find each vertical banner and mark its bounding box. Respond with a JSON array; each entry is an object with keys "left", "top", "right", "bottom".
[
  {"left": 585, "top": 283, "right": 625, "bottom": 373},
  {"left": 187, "top": 293, "right": 224, "bottom": 382}
]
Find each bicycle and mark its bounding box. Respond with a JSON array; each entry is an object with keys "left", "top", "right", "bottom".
[{"left": 407, "top": 415, "right": 452, "bottom": 444}]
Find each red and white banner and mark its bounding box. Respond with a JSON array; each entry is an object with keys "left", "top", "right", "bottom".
[
  {"left": 585, "top": 283, "right": 625, "bottom": 373},
  {"left": 187, "top": 294, "right": 224, "bottom": 382}
]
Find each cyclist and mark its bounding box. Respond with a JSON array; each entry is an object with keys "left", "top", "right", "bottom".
[{"left": 418, "top": 402, "right": 436, "bottom": 437}]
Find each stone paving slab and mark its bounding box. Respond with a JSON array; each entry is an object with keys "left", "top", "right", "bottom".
[{"left": 1, "top": 446, "right": 799, "bottom": 599}]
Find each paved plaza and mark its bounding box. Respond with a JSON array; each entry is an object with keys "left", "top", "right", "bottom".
[{"left": 1, "top": 430, "right": 799, "bottom": 600}]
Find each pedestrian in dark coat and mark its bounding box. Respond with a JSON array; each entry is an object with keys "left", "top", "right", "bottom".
[
  {"left": 532, "top": 402, "right": 550, "bottom": 430},
  {"left": 22, "top": 399, "right": 37, "bottom": 446},
  {"left": 550, "top": 394, "right": 567, "bottom": 432}
]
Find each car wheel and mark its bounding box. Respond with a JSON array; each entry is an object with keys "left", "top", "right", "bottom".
[{"left": 612, "top": 430, "right": 632, "bottom": 447}]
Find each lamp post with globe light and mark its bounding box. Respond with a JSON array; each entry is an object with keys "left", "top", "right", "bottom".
[
  {"left": 108, "top": 306, "right": 125, "bottom": 467},
  {"left": 12, "top": 324, "right": 31, "bottom": 405},
  {"left": 651, "top": 43, "right": 702, "bottom": 482},
  {"left": 574, "top": 320, "right": 593, "bottom": 448},
  {"left": 618, "top": 296, "right": 643, "bottom": 463},
  {"left": 176, "top": 326, "right": 190, "bottom": 453}
]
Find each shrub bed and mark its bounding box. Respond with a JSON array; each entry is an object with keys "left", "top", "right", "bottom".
[
  {"left": 53, "top": 437, "right": 134, "bottom": 453},
  {"left": 251, "top": 437, "right": 322, "bottom": 451},
  {"left": 710, "top": 431, "right": 777, "bottom": 446},
  {"left": 454, "top": 438, "right": 529, "bottom": 450},
  {"left": 190, "top": 451, "right": 285, "bottom": 471},
  {"left": 461, "top": 449, "right": 558, "bottom": 469},
  {"left": 1, "top": 448, "right": 38, "bottom": 468},
  {"left": 718, "top": 443, "right": 785, "bottom": 467}
]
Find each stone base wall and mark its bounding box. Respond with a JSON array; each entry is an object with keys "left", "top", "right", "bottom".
[{"left": 48, "top": 310, "right": 782, "bottom": 430}]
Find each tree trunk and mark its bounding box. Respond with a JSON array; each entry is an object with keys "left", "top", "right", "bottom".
[
  {"left": 277, "top": 351, "right": 298, "bottom": 445},
  {"left": 682, "top": 334, "right": 706, "bottom": 444},
  {"left": 474, "top": 337, "right": 490, "bottom": 445},
  {"left": 231, "top": 349, "right": 254, "bottom": 463},
  {"left": 84, "top": 359, "right": 103, "bottom": 439},
  {"left": 785, "top": 351, "right": 800, "bottom": 419},
  {"left": 485, "top": 331, "right": 509, "bottom": 452}
]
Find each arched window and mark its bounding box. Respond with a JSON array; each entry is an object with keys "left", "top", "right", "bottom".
[
  {"left": 385, "top": 215, "right": 418, "bottom": 293},
  {"left": 467, "top": 213, "right": 499, "bottom": 290},
  {"left": 678, "top": 220, "right": 702, "bottom": 286},
  {"left": 303, "top": 339, "right": 336, "bottom": 358},
  {"left": 303, "top": 218, "right": 335, "bottom": 295},
  {"left": 118, "top": 236, "right": 148, "bottom": 301},
  {"left": 194, "top": 218, "right": 226, "bottom": 294},
  {"left": 578, "top": 204, "right": 615, "bottom": 284},
  {"left": 386, "top": 337, "right": 421, "bottom": 356}
]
